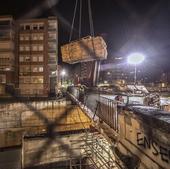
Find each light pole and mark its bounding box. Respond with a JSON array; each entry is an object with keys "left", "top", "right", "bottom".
[{"left": 127, "top": 53, "right": 145, "bottom": 85}]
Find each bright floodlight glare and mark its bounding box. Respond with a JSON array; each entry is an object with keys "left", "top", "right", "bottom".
[
  {"left": 61, "top": 70, "right": 66, "bottom": 76},
  {"left": 127, "top": 53, "right": 145, "bottom": 65}
]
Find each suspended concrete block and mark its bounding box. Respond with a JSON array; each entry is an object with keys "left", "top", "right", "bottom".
[{"left": 61, "top": 36, "right": 108, "bottom": 64}]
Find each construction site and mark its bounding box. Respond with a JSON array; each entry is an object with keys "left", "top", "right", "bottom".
[{"left": 1, "top": 0, "right": 170, "bottom": 169}]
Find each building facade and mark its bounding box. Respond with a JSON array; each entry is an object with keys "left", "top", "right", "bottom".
[
  {"left": 0, "top": 16, "right": 15, "bottom": 96},
  {"left": 100, "top": 58, "right": 132, "bottom": 85},
  {"left": 16, "top": 17, "right": 58, "bottom": 97}
]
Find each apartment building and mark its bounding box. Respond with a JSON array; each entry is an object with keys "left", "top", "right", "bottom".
[
  {"left": 16, "top": 17, "right": 58, "bottom": 97},
  {"left": 0, "top": 16, "right": 15, "bottom": 95}
]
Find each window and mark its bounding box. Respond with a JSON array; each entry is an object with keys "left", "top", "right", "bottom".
[
  {"left": 25, "top": 25, "right": 30, "bottom": 30},
  {"left": 32, "top": 66, "right": 38, "bottom": 72},
  {"left": 24, "top": 77, "right": 31, "bottom": 83},
  {"left": 31, "top": 76, "right": 43, "bottom": 83},
  {"left": 32, "top": 24, "right": 38, "bottom": 30},
  {"left": 39, "top": 35, "right": 44, "bottom": 40},
  {"left": 20, "top": 35, "right": 24, "bottom": 41},
  {"left": 49, "top": 33, "right": 56, "bottom": 40},
  {"left": 0, "top": 75, "right": 6, "bottom": 83},
  {"left": 20, "top": 66, "right": 30, "bottom": 73},
  {"left": 19, "top": 56, "right": 24, "bottom": 62},
  {"left": 32, "top": 56, "right": 38, "bottom": 62},
  {"left": 38, "top": 45, "right": 44, "bottom": 51},
  {"left": 48, "top": 22, "right": 57, "bottom": 29},
  {"left": 19, "top": 55, "right": 30, "bottom": 62},
  {"left": 25, "top": 66, "right": 30, "bottom": 72},
  {"left": 31, "top": 34, "right": 38, "bottom": 40},
  {"left": 49, "top": 54, "right": 56, "bottom": 58},
  {"left": 39, "top": 24, "right": 44, "bottom": 30},
  {"left": 32, "top": 45, "right": 38, "bottom": 51},
  {"left": 39, "top": 66, "right": 43, "bottom": 72},
  {"left": 31, "top": 66, "right": 43, "bottom": 72},
  {"left": 19, "top": 46, "right": 24, "bottom": 51},
  {"left": 25, "top": 46, "right": 30, "bottom": 51},
  {"left": 25, "top": 56, "right": 30, "bottom": 62},
  {"left": 48, "top": 42, "right": 56, "bottom": 50},
  {"left": 25, "top": 35, "right": 30, "bottom": 41},
  {"left": 39, "top": 56, "right": 43, "bottom": 62},
  {"left": 32, "top": 55, "right": 43, "bottom": 62}
]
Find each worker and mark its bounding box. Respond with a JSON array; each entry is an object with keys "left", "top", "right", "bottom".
[{"left": 115, "top": 95, "right": 124, "bottom": 104}]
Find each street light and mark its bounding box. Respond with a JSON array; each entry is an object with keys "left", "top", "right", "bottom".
[
  {"left": 61, "top": 70, "right": 66, "bottom": 76},
  {"left": 61, "top": 70, "right": 66, "bottom": 85},
  {"left": 127, "top": 53, "right": 145, "bottom": 84}
]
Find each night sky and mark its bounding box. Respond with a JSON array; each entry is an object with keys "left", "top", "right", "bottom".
[{"left": 1, "top": 0, "right": 170, "bottom": 73}]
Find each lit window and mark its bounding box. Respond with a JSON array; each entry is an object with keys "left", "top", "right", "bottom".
[
  {"left": 25, "top": 56, "right": 30, "bottom": 62},
  {"left": 39, "top": 35, "right": 44, "bottom": 40},
  {"left": 39, "top": 56, "right": 43, "bottom": 62},
  {"left": 39, "top": 66, "right": 43, "bottom": 72},
  {"left": 49, "top": 22, "right": 57, "bottom": 29},
  {"left": 31, "top": 76, "right": 44, "bottom": 83},
  {"left": 38, "top": 45, "right": 44, "bottom": 51},
  {"left": 25, "top": 46, "right": 30, "bottom": 51},
  {"left": 24, "top": 77, "right": 31, "bottom": 83},
  {"left": 32, "top": 56, "right": 38, "bottom": 62},
  {"left": 19, "top": 46, "right": 24, "bottom": 51},
  {"left": 32, "top": 45, "right": 38, "bottom": 51},
  {"left": 25, "top": 66, "right": 30, "bottom": 72},
  {"left": 49, "top": 33, "right": 56, "bottom": 40},
  {"left": 32, "top": 34, "right": 38, "bottom": 40},
  {"left": 20, "top": 36, "right": 24, "bottom": 41},
  {"left": 25, "top": 36, "right": 29, "bottom": 41},
  {"left": 0, "top": 75, "right": 6, "bottom": 83},
  {"left": 32, "top": 66, "right": 38, "bottom": 72},
  {"left": 19, "top": 56, "right": 24, "bottom": 62},
  {"left": 38, "top": 77, "right": 43, "bottom": 83},
  {"left": 48, "top": 42, "right": 56, "bottom": 50}
]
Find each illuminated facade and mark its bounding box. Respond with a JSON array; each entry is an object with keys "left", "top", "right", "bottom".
[{"left": 16, "top": 17, "right": 58, "bottom": 97}]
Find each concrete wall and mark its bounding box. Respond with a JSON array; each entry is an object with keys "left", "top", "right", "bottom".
[
  {"left": 0, "top": 147, "right": 21, "bottom": 169},
  {"left": 23, "top": 133, "right": 86, "bottom": 168},
  {"left": 0, "top": 100, "right": 91, "bottom": 148},
  {"left": 117, "top": 110, "right": 170, "bottom": 169}
]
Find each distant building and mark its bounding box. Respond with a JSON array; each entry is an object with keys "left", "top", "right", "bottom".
[
  {"left": 100, "top": 57, "right": 133, "bottom": 84},
  {"left": 0, "top": 16, "right": 15, "bottom": 96},
  {"left": 15, "top": 17, "right": 58, "bottom": 97}
]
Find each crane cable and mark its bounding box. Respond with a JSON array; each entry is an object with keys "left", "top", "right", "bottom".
[
  {"left": 79, "top": 0, "right": 82, "bottom": 39},
  {"left": 88, "top": 0, "right": 95, "bottom": 37},
  {"left": 69, "top": 0, "right": 95, "bottom": 42},
  {"left": 69, "top": 0, "right": 78, "bottom": 42}
]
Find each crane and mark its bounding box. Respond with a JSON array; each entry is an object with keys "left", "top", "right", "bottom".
[{"left": 61, "top": 0, "right": 108, "bottom": 87}]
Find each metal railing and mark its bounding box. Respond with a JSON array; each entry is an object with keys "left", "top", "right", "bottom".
[
  {"left": 82, "top": 132, "right": 121, "bottom": 169},
  {"left": 96, "top": 96, "right": 118, "bottom": 132}
]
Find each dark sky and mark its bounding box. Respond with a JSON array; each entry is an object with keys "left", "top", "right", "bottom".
[{"left": 1, "top": 0, "right": 170, "bottom": 72}]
